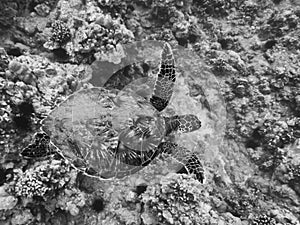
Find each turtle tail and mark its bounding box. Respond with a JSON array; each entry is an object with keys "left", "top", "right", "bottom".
[{"left": 164, "top": 114, "right": 201, "bottom": 135}]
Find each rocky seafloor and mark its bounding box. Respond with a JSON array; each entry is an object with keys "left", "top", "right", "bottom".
[{"left": 0, "top": 0, "right": 300, "bottom": 224}]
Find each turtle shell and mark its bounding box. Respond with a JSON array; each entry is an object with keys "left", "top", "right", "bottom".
[
  {"left": 42, "top": 87, "right": 165, "bottom": 179},
  {"left": 90, "top": 41, "right": 227, "bottom": 182}
]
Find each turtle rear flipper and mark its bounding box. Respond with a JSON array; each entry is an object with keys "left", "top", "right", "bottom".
[
  {"left": 150, "top": 42, "right": 175, "bottom": 112},
  {"left": 21, "top": 132, "right": 56, "bottom": 158},
  {"left": 158, "top": 142, "right": 204, "bottom": 183},
  {"left": 177, "top": 153, "right": 204, "bottom": 183}
]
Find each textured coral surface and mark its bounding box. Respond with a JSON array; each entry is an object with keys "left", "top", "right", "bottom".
[{"left": 0, "top": 0, "right": 300, "bottom": 224}]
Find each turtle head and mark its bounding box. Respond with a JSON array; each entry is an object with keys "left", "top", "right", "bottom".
[
  {"left": 164, "top": 114, "right": 201, "bottom": 134},
  {"left": 184, "top": 114, "right": 202, "bottom": 132},
  {"left": 118, "top": 115, "right": 164, "bottom": 152}
]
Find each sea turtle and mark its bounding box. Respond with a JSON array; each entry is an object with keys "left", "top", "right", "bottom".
[{"left": 21, "top": 42, "right": 204, "bottom": 182}]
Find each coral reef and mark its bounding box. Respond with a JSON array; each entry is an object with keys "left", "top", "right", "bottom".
[
  {"left": 49, "top": 20, "right": 72, "bottom": 46},
  {"left": 0, "top": 48, "right": 92, "bottom": 155},
  {"left": 42, "top": 0, "right": 134, "bottom": 63},
  {"left": 140, "top": 174, "right": 210, "bottom": 224},
  {"left": 140, "top": 174, "right": 243, "bottom": 225},
  {"left": 1, "top": 0, "right": 300, "bottom": 224}
]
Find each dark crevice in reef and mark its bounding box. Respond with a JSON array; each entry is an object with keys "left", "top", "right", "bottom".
[
  {"left": 11, "top": 101, "right": 35, "bottom": 131},
  {"left": 91, "top": 197, "right": 105, "bottom": 213}
]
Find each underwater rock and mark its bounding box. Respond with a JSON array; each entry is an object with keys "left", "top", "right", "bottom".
[
  {"left": 0, "top": 186, "right": 17, "bottom": 211},
  {"left": 8, "top": 60, "right": 36, "bottom": 85},
  {"left": 260, "top": 8, "right": 300, "bottom": 39},
  {"left": 34, "top": 3, "right": 51, "bottom": 17},
  {"left": 11, "top": 209, "right": 33, "bottom": 225},
  {"left": 0, "top": 1, "right": 18, "bottom": 29},
  {"left": 55, "top": 187, "right": 86, "bottom": 216},
  {"left": 0, "top": 48, "right": 10, "bottom": 74},
  {"left": 0, "top": 195, "right": 18, "bottom": 211}
]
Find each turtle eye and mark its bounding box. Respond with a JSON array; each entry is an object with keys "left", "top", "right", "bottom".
[{"left": 128, "top": 118, "right": 134, "bottom": 127}]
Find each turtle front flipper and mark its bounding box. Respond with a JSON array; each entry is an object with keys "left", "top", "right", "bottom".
[
  {"left": 21, "top": 132, "right": 55, "bottom": 158},
  {"left": 158, "top": 142, "right": 204, "bottom": 183},
  {"left": 150, "top": 42, "right": 176, "bottom": 112},
  {"left": 164, "top": 114, "right": 201, "bottom": 135}
]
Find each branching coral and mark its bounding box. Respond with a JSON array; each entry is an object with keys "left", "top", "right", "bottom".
[
  {"left": 14, "top": 171, "right": 50, "bottom": 198},
  {"left": 11, "top": 159, "right": 71, "bottom": 199},
  {"left": 50, "top": 20, "right": 72, "bottom": 46},
  {"left": 251, "top": 214, "right": 276, "bottom": 225}
]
